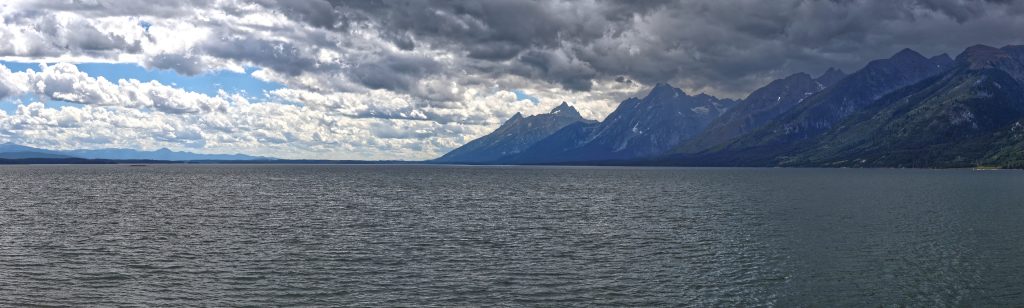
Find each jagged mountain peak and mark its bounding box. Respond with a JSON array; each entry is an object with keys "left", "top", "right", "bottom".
[
  {"left": 693, "top": 92, "right": 715, "bottom": 99},
  {"left": 678, "top": 69, "right": 831, "bottom": 152},
  {"left": 747, "top": 73, "right": 819, "bottom": 100},
  {"left": 816, "top": 67, "right": 843, "bottom": 78},
  {"left": 768, "top": 72, "right": 815, "bottom": 88},
  {"left": 651, "top": 82, "right": 676, "bottom": 91},
  {"left": 786, "top": 72, "right": 813, "bottom": 80},
  {"left": 708, "top": 44, "right": 955, "bottom": 158},
  {"left": 892, "top": 48, "right": 926, "bottom": 61},
  {"left": 854, "top": 48, "right": 934, "bottom": 75},
  {"left": 775, "top": 57, "right": 1024, "bottom": 168},
  {"left": 639, "top": 83, "right": 729, "bottom": 107},
  {"left": 506, "top": 82, "right": 738, "bottom": 163},
  {"left": 500, "top": 102, "right": 584, "bottom": 125},
  {"left": 436, "top": 103, "right": 594, "bottom": 163},
  {"left": 502, "top": 112, "right": 525, "bottom": 126},
  {"left": 646, "top": 82, "right": 686, "bottom": 99},
  {"left": 815, "top": 68, "right": 847, "bottom": 87},
  {"left": 549, "top": 101, "right": 581, "bottom": 117},
  {"left": 441, "top": 42, "right": 1024, "bottom": 168}
]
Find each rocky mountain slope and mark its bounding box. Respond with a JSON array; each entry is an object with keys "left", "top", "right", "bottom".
[
  {"left": 681, "top": 69, "right": 846, "bottom": 152},
  {"left": 778, "top": 44, "right": 1024, "bottom": 167},
  {"left": 435, "top": 102, "right": 595, "bottom": 163},
  {"left": 507, "top": 84, "right": 736, "bottom": 163}
]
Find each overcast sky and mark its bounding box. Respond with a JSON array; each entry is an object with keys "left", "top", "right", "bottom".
[{"left": 0, "top": 0, "right": 1022, "bottom": 159}]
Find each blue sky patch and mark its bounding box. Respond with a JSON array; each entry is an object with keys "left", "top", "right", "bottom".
[
  {"left": 513, "top": 89, "right": 540, "bottom": 104},
  {"left": 0, "top": 61, "right": 283, "bottom": 98},
  {"left": 0, "top": 62, "right": 286, "bottom": 115}
]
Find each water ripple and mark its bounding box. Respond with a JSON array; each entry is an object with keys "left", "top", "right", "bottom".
[{"left": 1, "top": 165, "right": 1023, "bottom": 306}]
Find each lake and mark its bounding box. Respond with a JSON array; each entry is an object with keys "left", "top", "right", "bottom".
[{"left": 1, "top": 165, "right": 1023, "bottom": 306}]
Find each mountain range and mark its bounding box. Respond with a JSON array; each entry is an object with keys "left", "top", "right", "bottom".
[
  {"left": 505, "top": 84, "right": 738, "bottom": 163},
  {"left": 437, "top": 44, "right": 1024, "bottom": 168},
  {"left": 0, "top": 143, "right": 272, "bottom": 161}
]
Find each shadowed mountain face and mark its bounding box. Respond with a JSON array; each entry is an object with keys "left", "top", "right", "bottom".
[
  {"left": 956, "top": 44, "right": 1024, "bottom": 84},
  {"left": 507, "top": 84, "right": 736, "bottom": 163},
  {"left": 680, "top": 69, "right": 846, "bottom": 152},
  {"left": 434, "top": 102, "right": 595, "bottom": 163},
  {"left": 815, "top": 67, "right": 849, "bottom": 87},
  {"left": 702, "top": 48, "right": 955, "bottom": 160},
  {"left": 669, "top": 44, "right": 1024, "bottom": 167},
  {"left": 777, "top": 45, "right": 1024, "bottom": 167}
]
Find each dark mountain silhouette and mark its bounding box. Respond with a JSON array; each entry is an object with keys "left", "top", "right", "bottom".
[
  {"left": 776, "top": 44, "right": 1024, "bottom": 167},
  {"left": 690, "top": 48, "right": 956, "bottom": 165},
  {"left": 435, "top": 102, "right": 595, "bottom": 163},
  {"left": 681, "top": 68, "right": 846, "bottom": 152},
  {"left": 507, "top": 83, "right": 736, "bottom": 163}
]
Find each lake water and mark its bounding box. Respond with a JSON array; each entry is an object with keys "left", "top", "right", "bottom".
[{"left": 1, "top": 165, "right": 1023, "bottom": 306}]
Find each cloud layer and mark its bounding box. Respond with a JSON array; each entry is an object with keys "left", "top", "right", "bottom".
[{"left": 0, "top": 0, "right": 1022, "bottom": 159}]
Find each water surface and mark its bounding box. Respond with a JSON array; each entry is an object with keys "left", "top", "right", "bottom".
[{"left": 1, "top": 165, "right": 1023, "bottom": 306}]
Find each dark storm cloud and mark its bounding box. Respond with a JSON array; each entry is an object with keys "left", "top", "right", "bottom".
[
  {"left": 519, "top": 49, "right": 598, "bottom": 91},
  {"left": 350, "top": 54, "right": 444, "bottom": 92},
  {"left": 21, "top": 0, "right": 210, "bottom": 18},
  {"left": 335, "top": 0, "right": 578, "bottom": 49},
  {"left": 259, "top": 0, "right": 341, "bottom": 29},
  {"left": 321, "top": 0, "right": 1024, "bottom": 96},
  {"left": 321, "top": 0, "right": 619, "bottom": 90},
  {"left": 202, "top": 37, "right": 324, "bottom": 76},
  {"left": 16, "top": 0, "right": 1024, "bottom": 97}
]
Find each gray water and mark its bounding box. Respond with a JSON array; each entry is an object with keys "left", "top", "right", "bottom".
[{"left": 1, "top": 165, "right": 1023, "bottom": 306}]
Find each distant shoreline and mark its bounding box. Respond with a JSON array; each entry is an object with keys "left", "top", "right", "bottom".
[
  {"left": 1, "top": 157, "right": 1019, "bottom": 170},
  {"left": 0, "top": 158, "right": 417, "bottom": 165}
]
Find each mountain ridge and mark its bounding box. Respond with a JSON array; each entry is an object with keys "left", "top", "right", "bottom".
[
  {"left": 680, "top": 68, "right": 847, "bottom": 152},
  {"left": 434, "top": 102, "right": 596, "bottom": 163},
  {"left": 695, "top": 47, "right": 956, "bottom": 162},
  {"left": 505, "top": 83, "right": 736, "bottom": 163},
  {"left": 437, "top": 44, "right": 1024, "bottom": 169}
]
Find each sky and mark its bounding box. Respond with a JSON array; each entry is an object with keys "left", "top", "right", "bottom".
[{"left": 0, "top": 0, "right": 1022, "bottom": 160}]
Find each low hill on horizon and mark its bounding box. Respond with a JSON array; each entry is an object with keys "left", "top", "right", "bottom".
[{"left": 0, "top": 143, "right": 274, "bottom": 161}]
